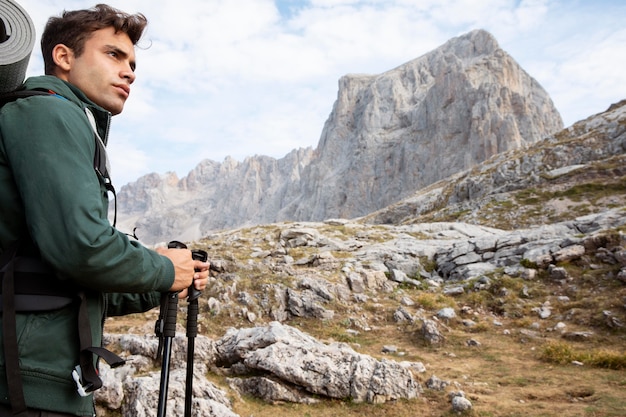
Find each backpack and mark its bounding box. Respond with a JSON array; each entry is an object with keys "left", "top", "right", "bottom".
[
  {"left": 0, "top": 89, "right": 124, "bottom": 415},
  {"left": 0, "top": 88, "right": 115, "bottom": 200}
]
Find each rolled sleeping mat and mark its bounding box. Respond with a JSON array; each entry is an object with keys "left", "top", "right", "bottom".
[{"left": 0, "top": 0, "right": 36, "bottom": 93}]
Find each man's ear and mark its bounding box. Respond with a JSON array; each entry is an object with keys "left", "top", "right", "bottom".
[{"left": 51, "top": 44, "right": 73, "bottom": 76}]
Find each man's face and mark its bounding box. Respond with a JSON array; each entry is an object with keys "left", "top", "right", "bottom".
[{"left": 60, "top": 27, "right": 137, "bottom": 115}]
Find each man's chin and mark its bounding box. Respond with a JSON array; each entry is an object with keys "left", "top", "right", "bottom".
[
  {"left": 99, "top": 98, "right": 126, "bottom": 115},
  {"left": 106, "top": 104, "right": 124, "bottom": 116}
]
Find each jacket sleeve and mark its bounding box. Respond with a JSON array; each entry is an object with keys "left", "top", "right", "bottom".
[
  {"left": 106, "top": 292, "right": 162, "bottom": 316},
  {"left": 2, "top": 95, "right": 175, "bottom": 293}
]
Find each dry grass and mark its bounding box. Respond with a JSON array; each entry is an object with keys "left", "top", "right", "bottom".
[
  {"left": 104, "top": 207, "right": 626, "bottom": 417},
  {"left": 106, "top": 258, "right": 626, "bottom": 417},
  {"left": 209, "top": 311, "right": 625, "bottom": 417}
]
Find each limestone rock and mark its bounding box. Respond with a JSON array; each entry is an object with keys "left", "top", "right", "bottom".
[{"left": 214, "top": 322, "right": 422, "bottom": 404}]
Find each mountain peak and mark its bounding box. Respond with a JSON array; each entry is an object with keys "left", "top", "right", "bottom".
[{"left": 116, "top": 30, "right": 563, "bottom": 244}]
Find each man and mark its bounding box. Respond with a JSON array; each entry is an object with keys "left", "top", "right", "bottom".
[{"left": 0, "top": 4, "right": 209, "bottom": 416}]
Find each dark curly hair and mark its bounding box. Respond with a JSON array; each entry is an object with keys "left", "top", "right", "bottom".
[{"left": 41, "top": 4, "right": 147, "bottom": 75}]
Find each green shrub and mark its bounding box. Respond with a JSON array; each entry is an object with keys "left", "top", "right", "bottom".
[{"left": 540, "top": 341, "right": 626, "bottom": 370}]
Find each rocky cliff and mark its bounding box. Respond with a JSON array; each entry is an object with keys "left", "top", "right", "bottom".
[{"left": 115, "top": 29, "right": 563, "bottom": 244}]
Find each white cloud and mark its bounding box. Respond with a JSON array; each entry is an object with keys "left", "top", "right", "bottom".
[
  {"left": 14, "top": 0, "right": 626, "bottom": 186},
  {"left": 104, "top": 132, "right": 150, "bottom": 184}
]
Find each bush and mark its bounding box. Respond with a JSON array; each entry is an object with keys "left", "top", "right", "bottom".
[{"left": 540, "top": 341, "right": 626, "bottom": 370}]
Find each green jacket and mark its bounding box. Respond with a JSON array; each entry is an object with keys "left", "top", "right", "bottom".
[{"left": 0, "top": 76, "right": 175, "bottom": 415}]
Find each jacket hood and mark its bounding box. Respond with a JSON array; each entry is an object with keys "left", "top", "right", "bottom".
[{"left": 22, "top": 75, "right": 111, "bottom": 145}]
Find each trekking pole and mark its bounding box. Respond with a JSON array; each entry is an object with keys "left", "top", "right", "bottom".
[
  {"left": 164, "top": 241, "right": 208, "bottom": 416},
  {"left": 155, "top": 290, "right": 178, "bottom": 417},
  {"left": 185, "top": 248, "right": 208, "bottom": 417},
  {"left": 155, "top": 240, "right": 192, "bottom": 417}
]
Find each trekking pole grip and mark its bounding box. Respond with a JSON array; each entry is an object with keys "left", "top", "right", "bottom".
[
  {"left": 162, "top": 292, "right": 179, "bottom": 338},
  {"left": 186, "top": 298, "right": 199, "bottom": 338},
  {"left": 187, "top": 249, "right": 207, "bottom": 338}
]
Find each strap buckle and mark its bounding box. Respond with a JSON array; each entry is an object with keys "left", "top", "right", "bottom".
[{"left": 72, "top": 365, "right": 94, "bottom": 397}]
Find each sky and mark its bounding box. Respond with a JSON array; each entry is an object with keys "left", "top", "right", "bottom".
[{"left": 13, "top": 0, "right": 626, "bottom": 187}]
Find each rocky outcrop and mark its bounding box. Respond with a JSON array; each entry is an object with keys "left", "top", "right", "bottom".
[
  {"left": 364, "top": 99, "right": 626, "bottom": 226},
  {"left": 115, "top": 29, "right": 562, "bottom": 244},
  {"left": 97, "top": 322, "right": 424, "bottom": 416},
  {"left": 216, "top": 322, "right": 422, "bottom": 404},
  {"left": 97, "top": 205, "right": 626, "bottom": 415}
]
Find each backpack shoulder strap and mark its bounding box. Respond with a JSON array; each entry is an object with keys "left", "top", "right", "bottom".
[
  {"left": 1, "top": 240, "right": 126, "bottom": 409},
  {"left": 0, "top": 89, "right": 51, "bottom": 107},
  {"left": 1, "top": 88, "right": 118, "bottom": 226},
  {"left": 0, "top": 241, "right": 28, "bottom": 415},
  {"left": 83, "top": 107, "right": 118, "bottom": 226}
]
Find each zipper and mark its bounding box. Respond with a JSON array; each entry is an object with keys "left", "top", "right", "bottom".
[{"left": 102, "top": 111, "right": 112, "bottom": 146}]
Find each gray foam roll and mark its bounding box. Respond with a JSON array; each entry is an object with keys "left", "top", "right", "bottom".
[{"left": 0, "top": 0, "right": 36, "bottom": 93}]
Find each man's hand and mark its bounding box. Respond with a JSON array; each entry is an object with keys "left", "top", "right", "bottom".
[
  {"left": 156, "top": 247, "right": 210, "bottom": 295},
  {"left": 182, "top": 258, "right": 210, "bottom": 299}
]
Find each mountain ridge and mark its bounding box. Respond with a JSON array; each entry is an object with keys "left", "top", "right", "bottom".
[{"left": 115, "top": 29, "right": 563, "bottom": 245}]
